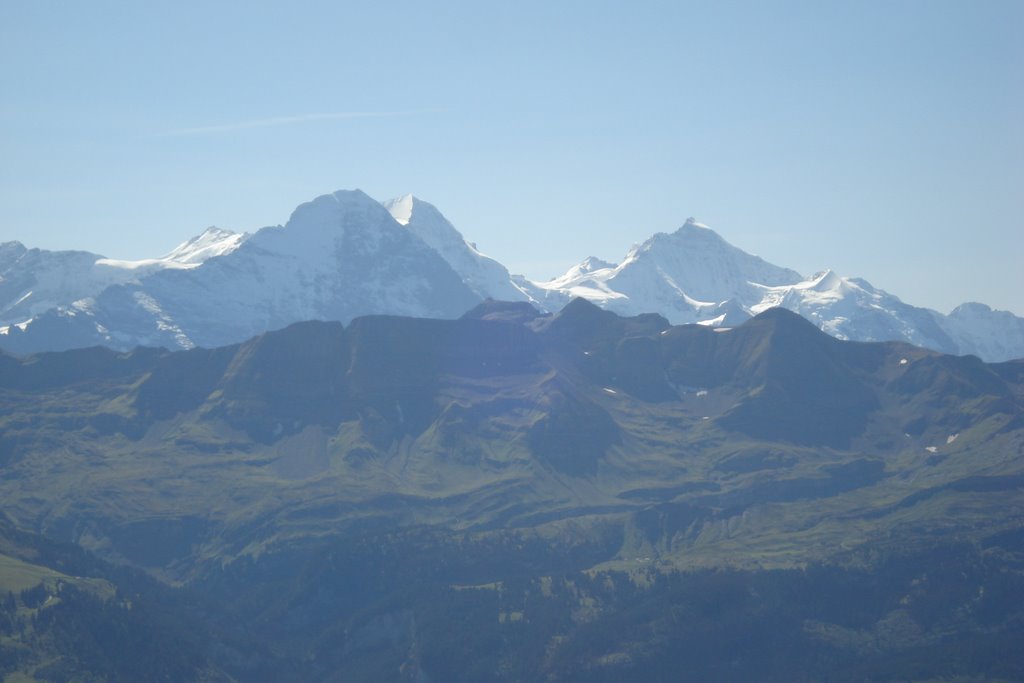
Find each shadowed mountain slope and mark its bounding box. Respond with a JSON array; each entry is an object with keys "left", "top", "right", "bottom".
[
  {"left": 2, "top": 302, "right": 1023, "bottom": 680},
  {"left": 1, "top": 301, "right": 1020, "bottom": 572}
]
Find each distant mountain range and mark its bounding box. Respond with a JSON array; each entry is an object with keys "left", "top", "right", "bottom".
[{"left": 2, "top": 189, "right": 1022, "bottom": 360}]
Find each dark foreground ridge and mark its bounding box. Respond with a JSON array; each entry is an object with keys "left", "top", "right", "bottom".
[{"left": 1, "top": 300, "right": 1023, "bottom": 681}]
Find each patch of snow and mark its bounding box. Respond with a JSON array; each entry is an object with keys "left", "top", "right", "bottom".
[
  {"left": 94, "top": 257, "right": 195, "bottom": 272},
  {"left": 698, "top": 314, "right": 727, "bottom": 327},
  {"left": 946, "top": 433, "right": 959, "bottom": 444},
  {"left": 382, "top": 193, "right": 414, "bottom": 225},
  {"left": 10, "top": 290, "right": 33, "bottom": 309},
  {"left": 0, "top": 319, "right": 30, "bottom": 334}
]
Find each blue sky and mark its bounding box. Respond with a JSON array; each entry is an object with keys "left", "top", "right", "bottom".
[{"left": 2, "top": 0, "right": 1021, "bottom": 314}]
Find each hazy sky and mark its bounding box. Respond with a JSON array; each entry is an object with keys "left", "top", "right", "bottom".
[{"left": 2, "top": 1, "right": 1021, "bottom": 314}]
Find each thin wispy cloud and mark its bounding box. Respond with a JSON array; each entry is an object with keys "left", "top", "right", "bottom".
[{"left": 161, "top": 110, "right": 434, "bottom": 136}]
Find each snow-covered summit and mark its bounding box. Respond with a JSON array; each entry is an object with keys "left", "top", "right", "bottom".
[{"left": 534, "top": 218, "right": 804, "bottom": 322}]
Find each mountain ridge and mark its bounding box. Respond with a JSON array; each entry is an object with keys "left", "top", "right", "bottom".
[
  {"left": 2, "top": 302, "right": 1023, "bottom": 680},
  {"left": 2, "top": 189, "right": 1021, "bottom": 361},
  {"left": 1, "top": 301, "right": 1020, "bottom": 575}
]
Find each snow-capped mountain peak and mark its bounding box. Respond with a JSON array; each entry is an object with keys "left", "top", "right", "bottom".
[
  {"left": 542, "top": 219, "right": 806, "bottom": 320},
  {"left": 161, "top": 227, "right": 247, "bottom": 264}
]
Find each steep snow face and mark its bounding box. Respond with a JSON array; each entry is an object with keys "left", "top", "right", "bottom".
[{"left": 383, "top": 194, "right": 535, "bottom": 304}]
